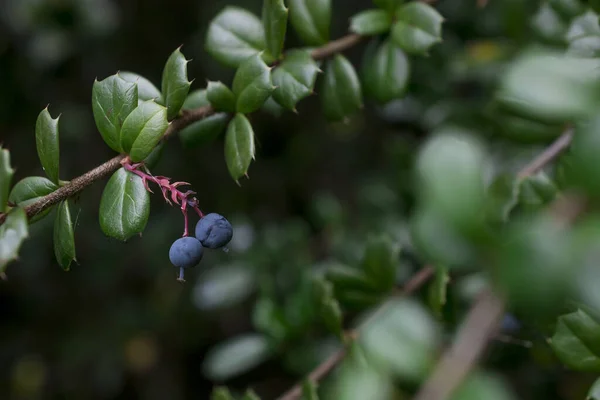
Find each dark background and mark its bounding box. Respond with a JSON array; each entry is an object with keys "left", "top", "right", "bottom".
[{"left": 0, "top": 0, "right": 594, "bottom": 399}]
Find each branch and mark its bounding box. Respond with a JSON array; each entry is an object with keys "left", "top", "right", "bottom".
[
  {"left": 412, "top": 290, "right": 505, "bottom": 400},
  {"left": 412, "top": 128, "right": 576, "bottom": 400},
  {"left": 0, "top": 33, "right": 365, "bottom": 226},
  {"left": 276, "top": 266, "right": 435, "bottom": 400}
]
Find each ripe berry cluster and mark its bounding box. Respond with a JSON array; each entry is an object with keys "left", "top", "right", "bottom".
[
  {"left": 120, "top": 157, "right": 233, "bottom": 282},
  {"left": 169, "top": 213, "right": 233, "bottom": 282}
]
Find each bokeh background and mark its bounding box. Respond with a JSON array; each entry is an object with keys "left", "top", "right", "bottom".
[{"left": 0, "top": 0, "right": 595, "bottom": 399}]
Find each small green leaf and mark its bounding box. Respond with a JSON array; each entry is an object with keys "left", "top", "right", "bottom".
[
  {"left": 416, "top": 127, "right": 487, "bottom": 234},
  {"left": 288, "top": 0, "right": 331, "bottom": 46},
  {"left": 9, "top": 177, "right": 59, "bottom": 223},
  {"left": 566, "top": 10, "right": 600, "bottom": 42},
  {"left": 263, "top": 0, "right": 288, "bottom": 60},
  {"left": 549, "top": 0, "right": 586, "bottom": 19},
  {"left": 326, "top": 263, "right": 377, "bottom": 292},
  {"left": 587, "top": 377, "right": 600, "bottom": 400},
  {"left": 253, "top": 296, "right": 290, "bottom": 343},
  {"left": 550, "top": 308, "right": 600, "bottom": 371},
  {"left": 428, "top": 266, "right": 449, "bottom": 318},
  {"left": 179, "top": 90, "right": 229, "bottom": 148},
  {"left": 567, "top": 35, "right": 600, "bottom": 58},
  {"left": 211, "top": 387, "right": 235, "bottom": 400},
  {"left": 313, "top": 277, "right": 343, "bottom": 339},
  {"left": 0, "top": 148, "right": 15, "bottom": 213},
  {"left": 99, "top": 168, "right": 150, "bottom": 241},
  {"left": 302, "top": 379, "right": 319, "bottom": 400},
  {"left": 202, "top": 334, "right": 272, "bottom": 381},
  {"left": 350, "top": 9, "right": 392, "bottom": 36},
  {"left": 207, "top": 81, "right": 236, "bottom": 112},
  {"left": 242, "top": 389, "right": 261, "bottom": 400},
  {"left": 53, "top": 200, "right": 76, "bottom": 271},
  {"left": 496, "top": 52, "right": 600, "bottom": 124},
  {"left": 361, "top": 234, "right": 398, "bottom": 292},
  {"left": 0, "top": 207, "right": 28, "bottom": 273},
  {"left": 517, "top": 172, "right": 558, "bottom": 211},
  {"left": 321, "top": 54, "right": 363, "bottom": 121},
  {"left": 485, "top": 173, "right": 520, "bottom": 226},
  {"left": 391, "top": 2, "right": 444, "bottom": 55},
  {"left": 119, "top": 71, "right": 161, "bottom": 101},
  {"left": 161, "top": 47, "right": 192, "bottom": 120},
  {"left": 562, "top": 116, "right": 600, "bottom": 196},
  {"left": 272, "top": 50, "right": 320, "bottom": 110},
  {"left": 373, "top": 0, "right": 402, "bottom": 13},
  {"left": 451, "top": 372, "right": 517, "bottom": 400},
  {"left": 92, "top": 74, "right": 138, "bottom": 152},
  {"left": 361, "top": 39, "right": 410, "bottom": 104},
  {"left": 232, "top": 53, "right": 274, "bottom": 113},
  {"left": 120, "top": 100, "right": 169, "bottom": 162},
  {"left": 143, "top": 141, "right": 165, "bottom": 169},
  {"left": 360, "top": 298, "right": 439, "bottom": 382},
  {"left": 35, "top": 107, "right": 60, "bottom": 184},
  {"left": 225, "top": 114, "right": 255, "bottom": 181},
  {"left": 531, "top": 3, "right": 568, "bottom": 45},
  {"left": 206, "top": 6, "right": 267, "bottom": 68}
]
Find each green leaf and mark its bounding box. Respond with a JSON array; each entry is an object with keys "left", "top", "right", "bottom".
[
  {"left": 373, "top": 0, "right": 402, "bottom": 13},
  {"left": 321, "top": 54, "right": 363, "bottom": 121},
  {"left": 194, "top": 263, "right": 256, "bottom": 311},
  {"left": 391, "top": 2, "right": 444, "bottom": 55},
  {"left": 451, "top": 372, "right": 517, "bottom": 400},
  {"left": 211, "top": 387, "right": 235, "bottom": 400},
  {"left": 567, "top": 35, "right": 600, "bottom": 58},
  {"left": 360, "top": 298, "right": 439, "bottom": 382},
  {"left": 550, "top": 308, "right": 600, "bottom": 371},
  {"left": 160, "top": 47, "right": 192, "bottom": 120},
  {"left": 428, "top": 266, "right": 449, "bottom": 318},
  {"left": 0, "top": 208, "right": 28, "bottom": 273},
  {"left": 494, "top": 215, "right": 575, "bottom": 316},
  {"left": 361, "top": 39, "right": 410, "bottom": 104},
  {"left": 225, "top": 114, "right": 255, "bottom": 181},
  {"left": 253, "top": 296, "right": 290, "bottom": 342},
  {"left": 302, "top": 379, "right": 319, "bottom": 400},
  {"left": 202, "top": 334, "right": 272, "bottom": 381},
  {"left": 263, "top": 0, "right": 288, "bottom": 60},
  {"left": 350, "top": 9, "right": 392, "bottom": 36},
  {"left": 517, "top": 172, "right": 558, "bottom": 211},
  {"left": 288, "top": 0, "right": 331, "bottom": 46},
  {"left": 361, "top": 235, "right": 398, "bottom": 292},
  {"left": 143, "top": 141, "right": 165, "bottom": 169},
  {"left": 485, "top": 173, "right": 520, "bottom": 226},
  {"left": 119, "top": 71, "right": 161, "bottom": 101},
  {"left": 242, "top": 390, "right": 261, "bottom": 400},
  {"left": 0, "top": 148, "right": 15, "bottom": 213},
  {"left": 35, "top": 107, "right": 60, "bottom": 183},
  {"left": 232, "top": 53, "right": 275, "bottom": 113},
  {"left": 179, "top": 90, "right": 229, "bottom": 148},
  {"left": 326, "top": 263, "right": 376, "bottom": 292},
  {"left": 9, "top": 177, "right": 59, "bottom": 223},
  {"left": 98, "top": 168, "right": 150, "bottom": 241},
  {"left": 92, "top": 74, "right": 138, "bottom": 152},
  {"left": 120, "top": 100, "right": 169, "bottom": 162},
  {"left": 272, "top": 50, "right": 320, "bottom": 110},
  {"left": 531, "top": 3, "right": 568, "bottom": 45},
  {"left": 566, "top": 10, "right": 600, "bottom": 42},
  {"left": 205, "top": 6, "right": 267, "bottom": 68},
  {"left": 53, "top": 200, "right": 76, "bottom": 271},
  {"left": 549, "top": 0, "right": 586, "bottom": 19},
  {"left": 416, "top": 127, "right": 487, "bottom": 234},
  {"left": 313, "top": 277, "right": 343, "bottom": 339},
  {"left": 331, "top": 357, "right": 393, "bottom": 400},
  {"left": 561, "top": 116, "right": 600, "bottom": 197},
  {"left": 587, "top": 377, "right": 600, "bottom": 400},
  {"left": 207, "top": 81, "right": 236, "bottom": 112},
  {"left": 496, "top": 51, "right": 600, "bottom": 124}
]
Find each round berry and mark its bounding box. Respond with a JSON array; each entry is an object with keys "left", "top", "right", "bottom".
[
  {"left": 195, "top": 213, "right": 233, "bottom": 249},
  {"left": 169, "top": 237, "right": 204, "bottom": 268}
]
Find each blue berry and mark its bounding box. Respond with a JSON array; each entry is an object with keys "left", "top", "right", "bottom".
[
  {"left": 169, "top": 237, "right": 204, "bottom": 268},
  {"left": 500, "top": 313, "right": 521, "bottom": 334},
  {"left": 195, "top": 213, "right": 233, "bottom": 249}
]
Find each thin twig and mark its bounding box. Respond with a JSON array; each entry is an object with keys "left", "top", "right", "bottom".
[
  {"left": 0, "top": 32, "right": 365, "bottom": 226},
  {"left": 412, "top": 128, "right": 576, "bottom": 400},
  {"left": 276, "top": 266, "right": 435, "bottom": 400},
  {"left": 412, "top": 290, "right": 505, "bottom": 400},
  {"left": 517, "top": 130, "right": 573, "bottom": 180}
]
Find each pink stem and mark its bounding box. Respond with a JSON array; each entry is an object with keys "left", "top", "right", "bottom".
[{"left": 121, "top": 158, "right": 204, "bottom": 237}]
